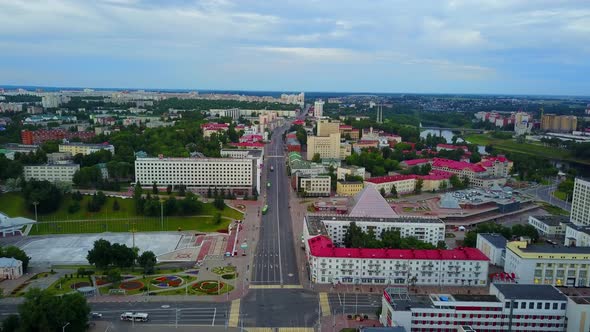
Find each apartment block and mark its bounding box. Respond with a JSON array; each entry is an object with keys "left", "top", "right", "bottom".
[
  {"left": 24, "top": 163, "right": 80, "bottom": 183},
  {"left": 58, "top": 142, "right": 115, "bottom": 156}
]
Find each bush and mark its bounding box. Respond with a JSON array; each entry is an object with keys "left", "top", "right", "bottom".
[{"left": 68, "top": 202, "right": 81, "bottom": 214}]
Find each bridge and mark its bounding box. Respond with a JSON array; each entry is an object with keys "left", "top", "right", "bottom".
[{"left": 419, "top": 126, "right": 486, "bottom": 134}]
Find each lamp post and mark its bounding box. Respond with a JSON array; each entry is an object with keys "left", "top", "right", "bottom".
[
  {"left": 33, "top": 201, "right": 39, "bottom": 231},
  {"left": 160, "top": 200, "right": 164, "bottom": 231},
  {"left": 62, "top": 322, "right": 70, "bottom": 332}
]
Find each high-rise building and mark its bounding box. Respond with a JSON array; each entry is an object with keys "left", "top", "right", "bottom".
[
  {"left": 571, "top": 178, "right": 590, "bottom": 226},
  {"left": 541, "top": 114, "right": 578, "bottom": 133},
  {"left": 314, "top": 100, "right": 324, "bottom": 118},
  {"left": 316, "top": 119, "right": 340, "bottom": 137},
  {"left": 306, "top": 133, "right": 341, "bottom": 160}
]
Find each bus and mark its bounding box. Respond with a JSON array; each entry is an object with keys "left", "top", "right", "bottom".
[
  {"left": 120, "top": 312, "right": 149, "bottom": 322},
  {"left": 262, "top": 205, "right": 268, "bottom": 214}
]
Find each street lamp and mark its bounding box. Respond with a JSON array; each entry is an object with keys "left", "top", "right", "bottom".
[
  {"left": 62, "top": 322, "right": 70, "bottom": 332},
  {"left": 160, "top": 200, "right": 164, "bottom": 231},
  {"left": 33, "top": 201, "right": 39, "bottom": 231}
]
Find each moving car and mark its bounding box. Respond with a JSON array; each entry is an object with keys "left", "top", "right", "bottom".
[{"left": 91, "top": 312, "right": 102, "bottom": 319}]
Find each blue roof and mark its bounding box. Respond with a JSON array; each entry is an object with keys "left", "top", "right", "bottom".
[{"left": 478, "top": 233, "right": 508, "bottom": 248}]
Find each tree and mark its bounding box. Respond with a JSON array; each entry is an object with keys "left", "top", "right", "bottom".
[
  {"left": 107, "top": 268, "right": 122, "bottom": 286},
  {"left": 165, "top": 197, "right": 177, "bottom": 215},
  {"left": 152, "top": 182, "right": 158, "bottom": 195},
  {"left": 380, "top": 188, "right": 386, "bottom": 197},
  {"left": 439, "top": 180, "right": 448, "bottom": 191},
  {"left": 1, "top": 314, "right": 19, "bottom": 332},
  {"left": 18, "top": 288, "right": 90, "bottom": 332},
  {"left": 0, "top": 246, "right": 31, "bottom": 272},
  {"left": 469, "top": 151, "right": 482, "bottom": 163},
  {"left": 214, "top": 212, "right": 222, "bottom": 225},
  {"left": 311, "top": 153, "right": 321, "bottom": 163},
  {"left": 72, "top": 166, "right": 103, "bottom": 188},
  {"left": 207, "top": 187, "right": 212, "bottom": 198},
  {"left": 449, "top": 175, "right": 463, "bottom": 189},
  {"left": 22, "top": 180, "right": 63, "bottom": 214},
  {"left": 166, "top": 185, "right": 172, "bottom": 195},
  {"left": 133, "top": 182, "right": 143, "bottom": 213},
  {"left": 87, "top": 239, "right": 112, "bottom": 269},
  {"left": 414, "top": 179, "right": 423, "bottom": 194},
  {"left": 178, "top": 184, "right": 186, "bottom": 197},
  {"left": 111, "top": 243, "right": 137, "bottom": 268},
  {"left": 213, "top": 195, "right": 225, "bottom": 210},
  {"left": 137, "top": 251, "right": 157, "bottom": 274},
  {"left": 113, "top": 199, "right": 120, "bottom": 211},
  {"left": 390, "top": 185, "right": 398, "bottom": 198},
  {"left": 462, "top": 176, "right": 470, "bottom": 188}
]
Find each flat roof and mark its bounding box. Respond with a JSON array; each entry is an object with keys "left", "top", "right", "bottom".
[
  {"left": 530, "top": 215, "right": 570, "bottom": 226},
  {"left": 452, "top": 294, "right": 499, "bottom": 302},
  {"left": 478, "top": 233, "right": 508, "bottom": 248},
  {"left": 520, "top": 244, "right": 590, "bottom": 254},
  {"left": 494, "top": 284, "right": 566, "bottom": 301}
]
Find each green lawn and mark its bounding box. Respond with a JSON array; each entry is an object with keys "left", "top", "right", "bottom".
[
  {"left": 465, "top": 134, "right": 589, "bottom": 164},
  {"left": 1, "top": 193, "right": 242, "bottom": 235},
  {"left": 48, "top": 276, "right": 94, "bottom": 295},
  {"left": 553, "top": 191, "right": 569, "bottom": 201},
  {"left": 541, "top": 203, "right": 570, "bottom": 216}
]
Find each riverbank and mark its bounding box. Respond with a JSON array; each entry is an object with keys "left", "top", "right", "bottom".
[{"left": 465, "top": 134, "right": 590, "bottom": 165}]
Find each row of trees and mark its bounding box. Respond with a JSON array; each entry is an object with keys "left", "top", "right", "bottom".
[
  {"left": 343, "top": 222, "right": 446, "bottom": 250},
  {"left": 463, "top": 222, "right": 539, "bottom": 247},
  {"left": 86, "top": 239, "right": 157, "bottom": 274},
  {"left": 133, "top": 183, "right": 204, "bottom": 216}
]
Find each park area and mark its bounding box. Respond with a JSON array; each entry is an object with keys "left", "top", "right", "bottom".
[{"left": 0, "top": 192, "right": 243, "bottom": 234}]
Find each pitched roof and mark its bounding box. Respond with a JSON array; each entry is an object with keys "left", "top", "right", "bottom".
[{"left": 349, "top": 184, "right": 398, "bottom": 218}]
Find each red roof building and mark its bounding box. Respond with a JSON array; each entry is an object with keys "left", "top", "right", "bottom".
[{"left": 436, "top": 143, "right": 468, "bottom": 152}]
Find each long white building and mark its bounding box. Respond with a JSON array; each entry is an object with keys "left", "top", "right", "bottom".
[
  {"left": 134, "top": 152, "right": 261, "bottom": 195},
  {"left": 24, "top": 163, "right": 80, "bottom": 183},
  {"left": 380, "top": 284, "right": 568, "bottom": 332},
  {"left": 571, "top": 178, "right": 590, "bottom": 227}
]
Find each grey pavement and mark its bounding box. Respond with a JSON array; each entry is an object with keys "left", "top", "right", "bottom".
[{"left": 522, "top": 184, "right": 572, "bottom": 211}]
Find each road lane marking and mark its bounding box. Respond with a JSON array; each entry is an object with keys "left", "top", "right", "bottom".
[
  {"left": 245, "top": 328, "right": 273, "bottom": 332},
  {"left": 277, "top": 328, "right": 314, "bottom": 332},
  {"left": 319, "top": 292, "right": 331, "bottom": 316},
  {"left": 212, "top": 307, "right": 216, "bottom": 326},
  {"left": 282, "top": 284, "right": 303, "bottom": 289},
  {"left": 228, "top": 299, "right": 240, "bottom": 327}
]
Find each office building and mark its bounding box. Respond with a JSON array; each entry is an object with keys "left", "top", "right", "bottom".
[
  {"left": 339, "top": 125, "right": 360, "bottom": 140},
  {"left": 24, "top": 163, "right": 80, "bottom": 183},
  {"left": 314, "top": 100, "right": 324, "bottom": 118},
  {"left": 570, "top": 178, "right": 590, "bottom": 226},
  {"left": 431, "top": 158, "right": 508, "bottom": 188},
  {"left": 541, "top": 114, "right": 578, "bottom": 133},
  {"left": 380, "top": 284, "right": 567, "bottom": 332},
  {"left": 336, "top": 181, "right": 364, "bottom": 196},
  {"left": 317, "top": 119, "right": 340, "bottom": 137},
  {"left": 59, "top": 142, "right": 115, "bottom": 156},
  {"left": 504, "top": 240, "right": 590, "bottom": 287},
  {"left": 337, "top": 165, "right": 366, "bottom": 181},
  {"left": 528, "top": 215, "right": 570, "bottom": 238},
  {"left": 41, "top": 94, "right": 70, "bottom": 108},
  {"left": 294, "top": 174, "right": 331, "bottom": 197},
  {"left": 21, "top": 129, "right": 95, "bottom": 145},
  {"left": 476, "top": 233, "right": 507, "bottom": 267},
  {"left": 134, "top": 155, "right": 260, "bottom": 195},
  {"left": 307, "top": 133, "right": 341, "bottom": 160}
]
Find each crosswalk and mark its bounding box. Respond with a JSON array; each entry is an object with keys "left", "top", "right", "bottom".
[
  {"left": 229, "top": 299, "right": 240, "bottom": 327},
  {"left": 249, "top": 284, "right": 303, "bottom": 289},
  {"left": 319, "top": 292, "right": 331, "bottom": 317}
]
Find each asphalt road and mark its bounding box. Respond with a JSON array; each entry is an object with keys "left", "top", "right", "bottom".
[
  {"left": 0, "top": 301, "right": 230, "bottom": 327},
  {"left": 250, "top": 123, "right": 300, "bottom": 286},
  {"left": 522, "top": 184, "right": 572, "bottom": 211},
  {"left": 240, "top": 289, "right": 319, "bottom": 327},
  {"left": 328, "top": 293, "right": 382, "bottom": 315}
]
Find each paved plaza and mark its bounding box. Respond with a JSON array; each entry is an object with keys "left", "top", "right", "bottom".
[{"left": 21, "top": 232, "right": 183, "bottom": 265}]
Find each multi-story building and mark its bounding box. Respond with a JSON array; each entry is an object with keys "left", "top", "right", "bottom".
[
  {"left": 59, "top": 142, "right": 115, "bottom": 156},
  {"left": 306, "top": 235, "right": 488, "bottom": 286},
  {"left": 294, "top": 174, "right": 331, "bottom": 197},
  {"left": 339, "top": 125, "right": 360, "bottom": 140},
  {"left": 21, "top": 129, "right": 95, "bottom": 145},
  {"left": 504, "top": 240, "right": 590, "bottom": 287},
  {"left": 476, "top": 233, "right": 507, "bottom": 267},
  {"left": 542, "top": 114, "right": 578, "bottom": 133},
  {"left": 336, "top": 181, "right": 364, "bottom": 196},
  {"left": 314, "top": 100, "right": 324, "bottom": 118},
  {"left": 307, "top": 133, "right": 341, "bottom": 160},
  {"left": 564, "top": 223, "right": 590, "bottom": 247},
  {"left": 431, "top": 158, "right": 508, "bottom": 188},
  {"left": 380, "top": 284, "right": 567, "bottom": 332},
  {"left": 364, "top": 172, "right": 452, "bottom": 195},
  {"left": 570, "top": 178, "right": 590, "bottom": 226},
  {"left": 2, "top": 143, "right": 39, "bottom": 154},
  {"left": 23, "top": 163, "right": 80, "bottom": 183},
  {"left": 528, "top": 215, "right": 570, "bottom": 238},
  {"left": 134, "top": 155, "right": 260, "bottom": 195},
  {"left": 337, "top": 165, "right": 365, "bottom": 181},
  {"left": 41, "top": 94, "right": 70, "bottom": 108},
  {"left": 317, "top": 119, "right": 340, "bottom": 137}
]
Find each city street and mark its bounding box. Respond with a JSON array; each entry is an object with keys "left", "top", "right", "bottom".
[
  {"left": 328, "top": 293, "right": 382, "bottom": 315},
  {"left": 522, "top": 184, "right": 572, "bottom": 211}
]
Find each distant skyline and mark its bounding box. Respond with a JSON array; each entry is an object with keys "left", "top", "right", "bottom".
[{"left": 1, "top": 0, "right": 589, "bottom": 95}]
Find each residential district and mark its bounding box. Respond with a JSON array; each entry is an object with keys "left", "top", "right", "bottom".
[{"left": 1, "top": 89, "right": 590, "bottom": 332}]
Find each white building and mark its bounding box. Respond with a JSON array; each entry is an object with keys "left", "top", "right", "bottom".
[
  {"left": 566, "top": 295, "right": 590, "bottom": 332},
  {"left": 297, "top": 175, "right": 331, "bottom": 197},
  {"left": 380, "top": 284, "right": 567, "bottom": 332},
  {"left": 41, "top": 94, "right": 70, "bottom": 108},
  {"left": 306, "top": 235, "right": 489, "bottom": 286},
  {"left": 314, "top": 100, "right": 324, "bottom": 118},
  {"left": 59, "top": 142, "right": 115, "bottom": 156},
  {"left": 337, "top": 165, "right": 366, "bottom": 181},
  {"left": 24, "top": 163, "right": 80, "bottom": 183},
  {"left": 0, "top": 257, "right": 23, "bottom": 280},
  {"left": 528, "top": 215, "right": 570, "bottom": 238},
  {"left": 504, "top": 240, "right": 590, "bottom": 287},
  {"left": 564, "top": 223, "right": 590, "bottom": 247},
  {"left": 570, "top": 178, "right": 590, "bottom": 226},
  {"left": 476, "top": 233, "right": 507, "bottom": 267},
  {"left": 134, "top": 155, "right": 260, "bottom": 195}
]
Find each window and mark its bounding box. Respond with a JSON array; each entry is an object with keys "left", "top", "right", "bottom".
[
  {"left": 561, "top": 303, "right": 566, "bottom": 310},
  {"left": 521, "top": 302, "right": 526, "bottom": 309},
  {"left": 529, "top": 302, "right": 534, "bottom": 309},
  {"left": 553, "top": 303, "right": 558, "bottom": 310},
  {"left": 505, "top": 302, "right": 510, "bottom": 308},
  {"left": 545, "top": 303, "right": 550, "bottom": 310},
  {"left": 537, "top": 303, "right": 542, "bottom": 309}
]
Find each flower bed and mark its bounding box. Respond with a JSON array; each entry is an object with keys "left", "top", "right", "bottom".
[
  {"left": 212, "top": 266, "right": 236, "bottom": 275},
  {"left": 192, "top": 280, "right": 225, "bottom": 294},
  {"left": 119, "top": 280, "right": 144, "bottom": 291},
  {"left": 150, "top": 275, "right": 183, "bottom": 288}
]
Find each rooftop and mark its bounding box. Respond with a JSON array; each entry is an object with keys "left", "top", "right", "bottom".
[
  {"left": 308, "top": 235, "right": 488, "bottom": 261},
  {"left": 478, "top": 233, "right": 508, "bottom": 249},
  {"left": 493, "top": 284, "right": 566, "bottom": 301},
  {"left": 512, "top": 241, "right": 590, "bottom": 254},
  {"left": 59, "top": 142, "right": 113, "bottom": 148},
  {"left": 432, "top": 158, "right": 487, "bottom": 173},
  {"left": 0, "top": 257, "right": 22, "bottom": 268},
  {"left": 349, "top": 185, "right": 399, "bottom": 218},
  {"left": 531, "top": 215, "right": 570, "bottom": 226}
]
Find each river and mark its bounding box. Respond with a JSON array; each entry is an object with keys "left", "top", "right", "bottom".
[{"left": 420, "top": 129, "right": 487, "bottom": 155}]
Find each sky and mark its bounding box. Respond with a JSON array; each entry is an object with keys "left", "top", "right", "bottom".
[{"left": 0, "top": 0, "right": 589, "bottom": 95}]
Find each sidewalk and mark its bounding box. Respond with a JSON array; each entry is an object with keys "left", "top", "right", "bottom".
[{"left": 320, "top": 314, "right": 381, "bottom": 332}]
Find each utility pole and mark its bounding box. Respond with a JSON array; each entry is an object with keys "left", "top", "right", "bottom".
[
  {"left": 160, "top": 200, "right": 164, "bottom": 231},
  {"left": 33, "top": 201, "right": 39, "bottom": 231}
]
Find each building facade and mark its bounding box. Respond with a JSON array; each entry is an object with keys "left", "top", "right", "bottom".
[
  {"left": 134, "top": 156, "right": 258, "bottom": 195},
  {"left": 380, "top": 284, "right": 567, "bottom": 332},
  {"left": 0, "top": 257, "right": 23, "bottom": 280},
  {"left": 314, "top": 100, "right": 324, "bottom": 118},
  {"left": 542, "top": 114, "right": 578, "bottom": 133},
  {"left": 336, "top": 181, "right": 364, "bottom": 196},
  {"left": 337, "top": 165, "right": 366, "bottom": 181},
  {"left": 570, "top": 178, "right": 590, "bottom": 227},
  {"left": 58, "top": 142, "right": 115, "bottom": 156},
  {"left": 476, "top": 233, "right": 507, "bottom": 267},
  {"left": 24, "top": 163, "right": 80, "bottom": 183},
  {"left": 306, "top": 235, "right": 489, "bottom": 286},
  {"left": 296, "top": 175, "right": 331, "bottom": 197},
  {"left": 306, "top": 133, "right": 341, "bottom": 160},
  {"left": 504, "top": 241, "right": 590, "bottom": 287},
  {"left": 317, "top": 119, "right": 340, "bottom": 137}
]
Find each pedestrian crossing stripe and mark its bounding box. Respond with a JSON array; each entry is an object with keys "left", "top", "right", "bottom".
[
  {"left": 249, "top": 284, "right": 303, "bottom": 289},
  {"left": 282, "top": 284, "right": 303, "bottom": 289},
  {"left": 277, "top": 328, "right": 314, "bottom": 332},
  {"left": 229, "top": 299, "right": 240, "bottom": 327},
  {"left": 319, "top": 292, "right": 330, "bottom": 316},
  {"left": 245, "top": 328, "right": 273, "bottom": 332}
]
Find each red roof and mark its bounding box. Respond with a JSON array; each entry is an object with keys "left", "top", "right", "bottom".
[
  {"left": 308, "top": 236, "right": 489, "bottom": 261},
  {"left": 339, "top": 125, "right": 353, "bottom": 130},
  {"left": 366, "top": 174, "right": 417, "bottom": 184},
  {"left": 432, "top": 158, "right": 486, "bottom": 173},
  {"left": 201, "top": 123, "right": 229, "bottom": 130},
  {"left": 402, "top": 158, "right": 430, "bottom": 166},
  {"left": 437, "top": 144, "right": 468, "bottom": 151},
  {"left": 293, "top": 120, "right": 305, "bottom": 125},
  {"left": 230, "top": 142, "right": 265, "bottom": 147}
]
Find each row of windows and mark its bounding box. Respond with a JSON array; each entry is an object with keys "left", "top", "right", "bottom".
[{"left": 505, "top": 301, "right": 565, "bottom": 310}]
